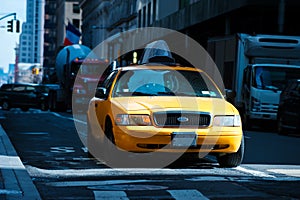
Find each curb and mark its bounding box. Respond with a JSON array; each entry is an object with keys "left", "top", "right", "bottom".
[{"left": 0, "top": 125, "right": 41, "bottom": 200}]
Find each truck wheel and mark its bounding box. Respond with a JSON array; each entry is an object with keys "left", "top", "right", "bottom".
[
  {"left": 217, "top": 137, "right": 244, "bottom": 168},
  {"left": 1, "top": 101, "right": 10, "bottom": 110},
  {"left": 49, "top": 91, "right": 56, "bottom": 111},
  {"left": 242, "top": 113, "right": 252, "bottom": 130},
  {"left": 277, "top": 115, "right": 286, "bottom": 135}
]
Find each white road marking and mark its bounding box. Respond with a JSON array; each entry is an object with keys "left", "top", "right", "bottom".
[
  {"left": 51, "top": 112, "right": 73, "bottom": 121},
  {"left": 93, "top": 191, "right": 129, "bottom": 200},
  {"left": 0, "top": 189, "right": 23, "bottom": 196},
  {"left": 186, "top": 176, "right": 228, "bottom": 181},
  {"left": 268, "top": 169, "right": 300, "bottom": 178},
  {"left": 26, "top": 166, "right": 235, "bottom": 178},
  {"left": 46, "top": 180, "right": 151, "bottom": 187},
  {"left": 26, "top": 165, "right": 300, "bottom": 182},
  {"left": 51, "top": 112, "right": 87, "bottom": 124},
  {"left": 168, "top": 189, "right": 209, "bottom": 200},
  {"left": 235, "top": 166, "right": 276, "bottom": 178},
  {"left": 0, "top": 155, "right": 25, "bottom": 169},
  {"left": 50, "top": 146, "right": 75, "bottom": 153}
]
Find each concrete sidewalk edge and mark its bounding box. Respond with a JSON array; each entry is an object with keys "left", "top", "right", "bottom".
[{"left": 0, "top": 125, "right": 42, "bottom": 200}]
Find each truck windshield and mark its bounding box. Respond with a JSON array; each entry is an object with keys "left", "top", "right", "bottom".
[
  {"left": 79, "top": 63, "right": 108, "bottom": 75},
  {"left": 112, "top": 69, "right": 222, "bottom": 98},
  {"left": 253, "top": 66, "right": 300, "bottom": 91}
]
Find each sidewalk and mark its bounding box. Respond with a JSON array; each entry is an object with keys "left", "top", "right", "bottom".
[{"left": 0, "top": 124, "right": 41, "bottom": 200}]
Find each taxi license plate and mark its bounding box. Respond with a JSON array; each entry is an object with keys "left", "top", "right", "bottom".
[{"left": 171, "top": 132, "right": 197, "bottom": 147}]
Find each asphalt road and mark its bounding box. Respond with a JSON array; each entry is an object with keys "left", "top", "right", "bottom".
[{"left": 1, "top": 108, "right": 300, "bottom": 199}]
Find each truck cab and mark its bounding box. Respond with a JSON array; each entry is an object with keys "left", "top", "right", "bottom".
[{"left": 242, "top": 64, "right": 300, "bottom": 128}]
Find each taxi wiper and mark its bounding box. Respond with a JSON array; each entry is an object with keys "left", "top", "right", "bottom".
[
  {"left": 157, "top": 91, "right": 176, "bottom": 96},
  {"left": 132, "top": 91, "right": 157, "bottom": 96}
]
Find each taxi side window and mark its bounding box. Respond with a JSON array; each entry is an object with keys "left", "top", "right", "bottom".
[{"left": 103, "top": 71, "right": 118, "bottom": 90}]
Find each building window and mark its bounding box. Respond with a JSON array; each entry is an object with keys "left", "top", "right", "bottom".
[
  {"left": 72, "top": 19, "right": 80, "bottom": 29},
  {"left": 152, "top": 0, "right": 157, "bottom": 22},
  {"left": 142, "top": 6, "right": 146, "bottom": 27},
  {"left": 138, "top": 10, "right": 141, "bottom": 28},
  {"left": 73, "top": 3, "right": 80, "bottom": 14},
  {"left": 147, "top": 2, "right": 151, "bottom": 25}
]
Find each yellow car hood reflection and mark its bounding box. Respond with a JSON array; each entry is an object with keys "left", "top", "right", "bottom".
[{"left": 112, "top": 96, "right": 237, "bottom": 115}]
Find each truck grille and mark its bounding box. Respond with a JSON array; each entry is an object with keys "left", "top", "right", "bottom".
[
  {"left": 260, "top": 103, "right": 278, "bottom": 113},
  {"left": 153, "top": 111, "right": 210, "bottom": 127}
]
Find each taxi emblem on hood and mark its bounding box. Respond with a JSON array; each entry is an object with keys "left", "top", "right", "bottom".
[{"left": 177, "top": 116, "right": 189, "bottom": 122}]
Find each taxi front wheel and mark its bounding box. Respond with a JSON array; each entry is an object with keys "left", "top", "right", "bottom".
[{"left": 217, "top": 136, "right": 244, "bottom": 168}]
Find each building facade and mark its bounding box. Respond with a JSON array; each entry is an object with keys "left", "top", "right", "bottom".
[
  {"left": 56, "top": 0, "right": 82, "bottom": 48},
  {"left": 43, "top": 0, "right": 57, "bottom": 71},
  {"left": 43, "top": 0, "right": 81, "bottom": 83},
  {"left": 18, "top": 0, "right": 45, "bottom": 64},
  {"left": 79, "top": 0, "right": 300, "bottom": 62},
  {"left": 80, "top": 0, "right": 137, "bottom": 62}
]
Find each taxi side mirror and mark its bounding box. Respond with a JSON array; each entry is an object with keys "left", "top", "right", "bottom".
[
  {"left": 95, "top": 87, "right": 107, "bottom": 99},
  {"left": 225, "top": 89, "right": 236, "bottom": 103}
]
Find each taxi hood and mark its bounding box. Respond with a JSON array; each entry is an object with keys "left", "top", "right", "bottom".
[{"left": 112, "top": 96, "right": 238, "bottom": 115}]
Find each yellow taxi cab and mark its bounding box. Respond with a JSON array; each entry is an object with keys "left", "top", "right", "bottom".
[{"left": 86, "top": 41, "right": 244, "bottom": 168}]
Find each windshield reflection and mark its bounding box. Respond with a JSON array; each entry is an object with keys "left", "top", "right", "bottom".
[
  {"left": 112, "top": 69, "right": 222, "bottom": 98},
  {"left": 254, "top": 66, "right": 300, "bottom": 91}
]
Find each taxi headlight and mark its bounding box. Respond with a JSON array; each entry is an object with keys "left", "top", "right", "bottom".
[
  {"left": 213, "top": 115, "right": 241, "bottom": 127},
  {"left": 115, "top": 114, "right": 152, "bottom": 126}
]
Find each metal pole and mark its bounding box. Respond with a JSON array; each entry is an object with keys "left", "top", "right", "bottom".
[
  {"left": 278, "top": 0, "right": 285, "bottom": 33},
  {"left": 0, "top": 13, "right": 16, "bottom": 21}
]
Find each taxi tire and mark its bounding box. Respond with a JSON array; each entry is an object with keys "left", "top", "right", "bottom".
[
  {"left": 86, "top": 121, "right": 95, "bottom": 158},
  {"left": 217, "top": 136, "right": 244, "bottom": 168},
  {"left": 103, "top": 118, "right": 117, "bottom": 162}
]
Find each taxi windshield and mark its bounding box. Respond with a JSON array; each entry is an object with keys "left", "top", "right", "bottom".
[{"left": 112, "top": 69, "right": 222, "bottom": 98}]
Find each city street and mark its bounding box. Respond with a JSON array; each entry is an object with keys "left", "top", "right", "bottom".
[{"left": 0, "top": 109, "right": 300, "bottom": 199}]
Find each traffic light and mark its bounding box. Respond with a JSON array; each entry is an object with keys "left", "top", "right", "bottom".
[
  {"left": 16, "top": 20, "right": 20, "bottom": 33},
  {"left": 7, "top": 20, "right": 13, "bottom": 32}
]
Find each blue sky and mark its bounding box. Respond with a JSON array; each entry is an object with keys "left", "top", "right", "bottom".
[{"left": 0, "top": 0, "right": 26, "bottom": 72}]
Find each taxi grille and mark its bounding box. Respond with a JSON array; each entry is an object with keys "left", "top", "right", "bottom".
[{"left": 153, "top": 112, "right": 210, "bottom": 127}]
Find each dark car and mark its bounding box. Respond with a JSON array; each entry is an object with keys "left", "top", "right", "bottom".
[
  {"left": 0, "top": 83, "right": 49, "bottom": 111},
  {"left": 277, "top": 79, "right": 300, "bottom": 135}
]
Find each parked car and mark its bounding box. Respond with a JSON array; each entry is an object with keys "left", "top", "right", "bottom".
[
  {"left": 86, "top": 40, "right": 244, "bottom": 168},
  {"left": 277, "top": 79, "right": 300, "bottom": 135},
  {"left": 0, "top": 83, "right": 49, "bottom": 111}
]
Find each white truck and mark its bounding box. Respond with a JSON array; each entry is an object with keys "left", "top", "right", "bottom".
[{"left": 207, "top": 33, "right": 300, "bottom": 129}]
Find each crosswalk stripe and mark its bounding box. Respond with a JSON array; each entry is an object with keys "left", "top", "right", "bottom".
[
  {"left": 168, "top": 189, "right": 209, "bottom": 200},
  {"left": 268, "top": 169, "right": 300, "bottom": 178},
  {"left": 93, "top": 191, "right": 129, "bottom": 200},
  {"left": 235, "top": 166, "right": 276, "bottom": 178}
]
